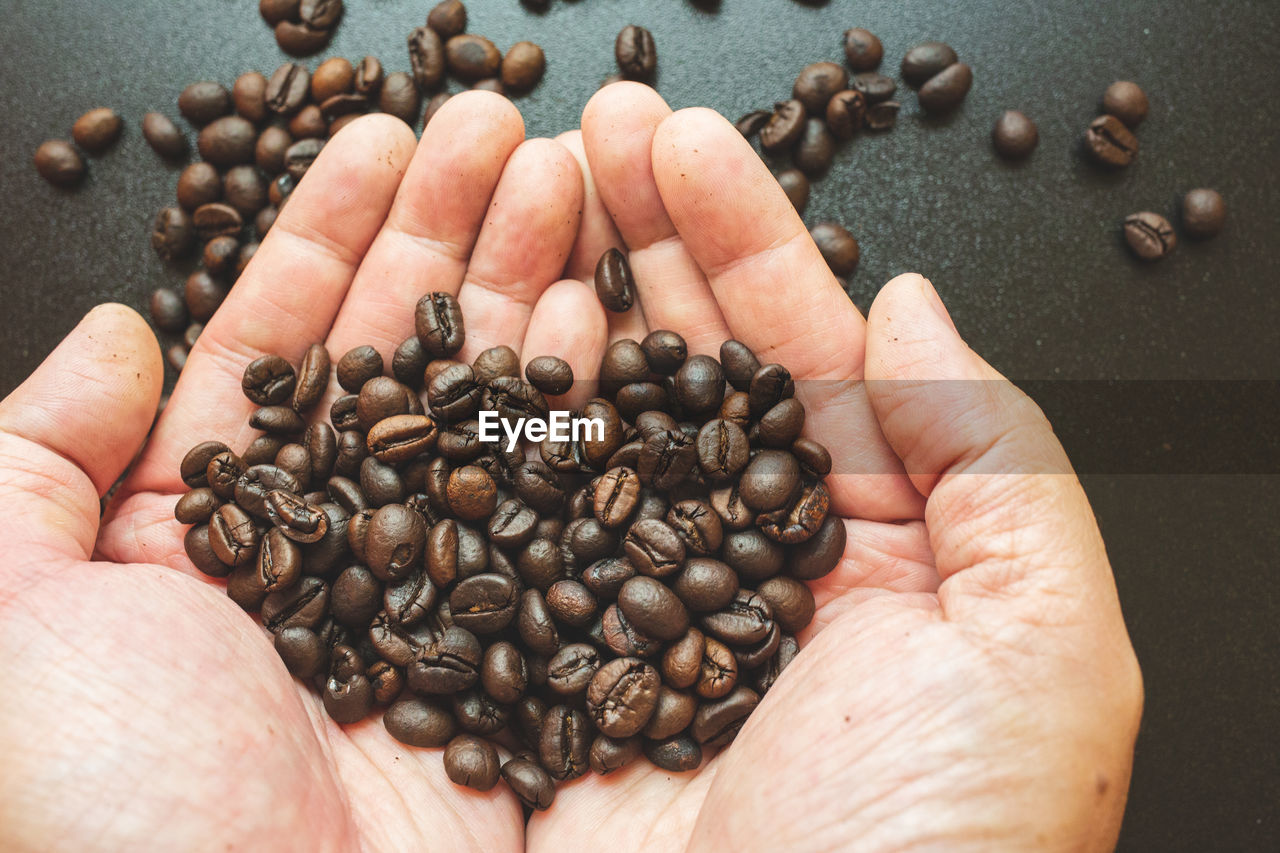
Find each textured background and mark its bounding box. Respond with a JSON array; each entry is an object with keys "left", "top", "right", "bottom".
[{"left": 0, "top": 0, "right": 1277, "bottom": 848}]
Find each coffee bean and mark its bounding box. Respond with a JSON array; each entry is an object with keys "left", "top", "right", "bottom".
[
  {"left": 292, "top": 343, "right": 331, "bottom": 412},
  {"left": 546, "top": 579, "right": 598, "bottom": 627},
  {"left": 691, "top": 686, "right": 759, "bottom": 747},
  {"left": 618, "top": 576, "right": 688, "bottom": 641},
  {"left": 581, "top": 556, "right": 636, "bottom": 601},
  {"left": 332, "top": 565, "right": 382, "bottom": 627},
  {"left": 594, "top": 467, "right": 640, "bottom": 529},
  {"left": 149, "top": 287, "right": 188, "bottom": 333},
  {"left": 672, "top": 557, "right": 738, "bottom": 612},
  {"left": 843, "top": 28, "right": 884, "bottom": 71},
  {"left": 243, "top": 355, "right": 297, "bottom": 406},
  {"left": 738, "top": 450, "right": 801, "bottom": 512},
  {"left": 662, "top": 628, "right": 705, "bottom": 689},
  {"left": 1123, "top": 212, "right": 1177, "bottom": 261},
  {"left": 202, "top": 235, "right": 240, "bottom": 277},
  {"left": 285, "top": 138, "right": 325, "bottom": 181},
  {"left": 276, "top": 20, "right": 333, "bottom": 56},
  {"left": 615, "top": 25, "right": 657, "bottom": 81},
  {"left": 427, "top": 0, "right": 468, "bottom": 38},
  {"left": 447, "top": 465, "right": 497, "bottom": 520},
  {"left": 177, "top": 162, "right": 221, "bottom": 210},
  {"left": 444, "top": 734, "right": 501, "bottom": 791},
  {"left": 275, "top": 626, "right": 327, "bottom": 678},
  {"left": 502, "top": 758, "right": 556, "bottom": 810},
  {"left": 299, "top": 0, "right": 343, "bottom": 30},
  {"left": 760, "top": 99, "right": 806, "bottom": 153},
  {"left": 901, "top": 41, "right": 958, "bottom": 87},
  {"left": 209, "top": 503, "right": 260, "bottom": 567},
  {"left": 151, "top": 206, "right": 196, "bottom": 261},
  {"left": 199, "top": 116, "right": 257, "bottom": 167},
  {"left": 643, "top": 735, "right": 701, "bottom": 772},
  {"left": 697, "top": 636, "right": 738, "bottom": 699},
  {"left": 589, "top": 734, "right": 642, "bottom": 775},
  {"left": 450, "top": 573, "right": 518, "bottom": 634},
  {"left": 793, "top": 61, "right": 849, "bottom": 116},
  {"left": 179, "top": 81, "right": 232, "bottom": 126},
  {"left": 408, "top": 625, "right": 481, "bottom": 694},
  {"left": 233, "top": 71, "right": 269, "bottom": 124},
  {"left": 446, "top": 34, "right": 502, "bottom": 82},
  {"left": 595, "top": 248, "right": 637, "bottom": 313},
  {"left": 825, "top": 90, "right": 866, "bottom": 142},
  {"left": 175, "top": 487, "right": 222, "bottom": 524},
  {"left": 287, "top": 104, "right": 327, "bottom": 140},
  {"left": 265, "top": 489, "right": 330, "bottom": 543},
  {"left": 184, "top": 523, "right": 230, "bottom": 576},
  {"left": 1103, "top": 80, "right": 1149, "bottom": 128},
  {"left": 789, "top": 514, "right": 846, "bottom": 580},
  {"left": 265, "top": 64, "right": 311, "bottom": 117},
  {"left": 601, "top": 602, "right": 662, "bottom": 658},
  {"left": 918, "top": 62, "right": 973, "bottom": 113},
  {"left": 722, "top": 528, "right": 783, "bottom": 582},
  {"left": 480, "top": 641, "right": 527, "bottom": 703},
  {"left": 1182, "top": 188, "right": 1226, "bottom": 239},
  {"left": 539, "top": 705, "right": 592, "bottom": 780},
  {"left": 141, "top": 113, "right": 187, "bottom": 160},
  {"left": 184, "top": 271, "right": 227, "bottom": 321},
  {"left": 180, "top": 440, "right": 230, "bottom": 489},
  {"left": 503, "top": 41, "right": 546, "bottom": 93},
  {"left": 1085, "top": 115, "right": 1138, "bottom": 168},
  {"left": 810, "top": 222, "right": 860, "bottom": 276},
  {"left": 864, "top": 100, "right": 900, "bottom": 131},
  {"left": 992, "top": 110, "right": 1038, "bottom": 160},
  {"left": 193, "top": 202, "right": 244, "bottom": 242},
  {"left": 735, "top": 109, "right": 772, "bottom": 138},
  {"left": 416, "top": 292, "right": 466, "bottom": 358},
  {"left": 385, "top": 696, "right": 458, "bottom": 747},
  {"left": 379, "top": 72, "right": 421, "bottom": 125},
  {"left": 353, "top": 56, "right": 383, "bottom": 97},
  {"left": 793, "top": 118, "right": 836, "bottom": 177},
  {"left": 851, "top": 71, "right": 896, "bottom": 104},
  {"left": 756, "top": 576, "right": 816, "bottom": 634},
  {"left": 72, "top": 108, "right": 122, "bottom": 154},
  {"left": 586, "top": 657, "right": 660, "bottom": 737},
  {"left": 520, "top": 355, "right": 573, "bottom": 397}
]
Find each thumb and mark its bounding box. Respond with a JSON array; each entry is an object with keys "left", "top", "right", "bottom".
[
  {"left": 0, "top": 303, "right": 163, "bottom": 560},
  {"left": 865, "top": 274, "right": 1124, "bottom": 637}
]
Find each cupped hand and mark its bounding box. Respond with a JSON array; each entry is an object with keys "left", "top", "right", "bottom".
[
  {"left": 522, "top": 84, "right": 1143, "bottom": 852},
  {"left": 0, "top": 92, "right": 608, "bottom": 851}
]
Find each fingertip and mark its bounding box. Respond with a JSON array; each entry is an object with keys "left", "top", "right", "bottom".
[
  {"left": 583, "top": 81, "right": 668, "bottom": 134},
  {"left": 522, "top": 279, "right": 608, "bottom": 409},
  {"left": 442, "top": 89, "right": 525, "bottom": 130}
]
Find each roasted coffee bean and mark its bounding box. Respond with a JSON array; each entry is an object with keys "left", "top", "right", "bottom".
[
  {"left": 793, "top": 61, "right": 848, "bottom": 116},
  {"left": 586, "top": 657, "right": 660, "bottom": 737},
  {"left": 177, "top": 162, "right": 221, "bottom": 210},
  {"left": 352, "top": 55, "right": 383, "bottom": 97},
  {"left": 735, "top": 109, "right": 772, "bottom": 138},
  {"left": 696, "top": 419, "right": 749, "bottom": 482},
  {"left": 242, "top": 355, "right": 296, "bottom": 406},
  {"left": 368, "top": 661, "right": 405, "bottom": 705},
  {"left": 141, "top": 113, "right": 187, "bottom": 160},
  {"left": 71, "top": 107, "right": 122, "bottom": 154},
  {"left": 992, "top": 110, "right": 1039, "bottom": 160},
  {"left": 589, "top": 734, "right": 642, "bottom": 775},
  {"left": 269, "top": 172, "right": 296, "bottom": 206},
  {"left": 275, "top": 626, "right": 327, "bottom": 679},
  {"left": 259, "top": 1, "right": 302, "bottom": 29},
  {"left": 364, "top": 504, "right": 426, "bottom": 582},
  {"left": 332, "top": 565, "right": 382, "bottom": 627},
  {"left": 180, "top": 274, "right": 222, "bottom": 323},
  {"left": 368, "top": 415, "right": 438, "bottom": 465},
  {"left": 594, "top": 466, "right": 640, "bottom": 528},
  {"left": 198, "top": 116, "right": 256, "bottom": 167},
  {"left": 416, "top": 292, "right": 466, "bottom": 358},
  {"left": 717, "top": 341, "right": 758, "bottom": 393},
  {"left": 1085, "top": 114, "right": 1138, "bottom": 168},
  {"left": 384, "top": 566, "right": 438, "bottom": 628},
  {"left": 181, "top": 441, "right": 231, "bottom": 488},
  {"left": 427, "top": 0, "right": 467, "bottom": 37},
  {"left": 864, "top": 100, "right": 900, "bottom": 131},
  {"left": 179, "top": 81, "right": 232, "bottom": 126},
  {"left": 408, "top": 625, "right": 481, "bottom": 694},
  {"left": 759, "top": 481, "right": 829, "bottom": 544},
  {"left": 202, "top": 234, "right": 240, "bottom": 277},
  {"left": 274, "top": 443, "right": 313, "bottom": 491},
  {"left": 579, "top": 398, "right": 626, "bottom": 468},
  {"left": 615, "top": 25, "right": 657, "bottom": 81},
  {"left": 184, "top": 524, "right": 230, "bottom": 576},
  {"left": 760, "top": 99, "right": 806, "bottom": 153},
  {"left": 722, "top": 528, "right": 783, "bottom": 582},
  {"left": 478, "top": 641, "right": 526, "bottom": 704},
  {"left": 148, "top": 286, "right": 187, "bottom": 334},
  {"left": 287, "top": 104, "right": 327, "bottom": 140},
  {"left": 265, "top": 489, "right": 329, "bottom": 543},
  {"left": 545, "top": 643, "right": 598, "bottom": 697},
  {"left": 357, "top": 376, "right": 417, "bottom": 432},
  {"left": 446, "top": 465, "right": 497, "bottom": 521},
  {"left": 810, "top": 222, "right": 860, "bottom": 276},
  {"left": 618, "top": 576, "right": 688, "bottom": 641},
  {"left": 335, "top": 345, "right": 383, "bottom": 393},
  {"left": 406, "top": 26, "right": 447, "bottom": 93},
  {"left": 472, "top": 345, "right": 521, "bottom": 384},
  {"left": 233, "top": 71, "right": 269, "bottom": 124},
  {"left": 662, "top": 628, "right": 705, "bottom": 689},
  {"left": 516, "top": 536, "right": 564, "bottom": 590},
  {"left": 594, "top": 248, "right": 637, "bottom": 313},
  {"left": 643, "top": 736, "right": 701, "bottom": 772},
  {"left": 165, "top": 344, "right": 189, "bottom": 372},
  {"left": 250, "top": 405, "right": 305, "bottom": 435},
  {"left": 378, "top": 72, "right": 421, "bottom": 125},
  {"left": 151, "top": 206, "right": 196, "bottom": 261},
  {"left": 512, "top": 694, "right": 547, "bottom": 748},
  {"left": 852, "top": 71, "right": 896, "bottom": 104},
  {"left": 192, "top": 202, "right": 244, "bottom": 242},
  {"left": 600, "top": 339, "right": 649, "bottom": 397},
  {"left": 446, "top": 34, "right": 502, "bottom": 82},
  {"left": 918, "top": 62, "right": 973, "bottom": 113},
  {"left": 502, "top": 758, "right": 555, "bottom": 811},
  {"left": 825, "top": 90, "right": 866, "bottom": 142},
  {"left": 622, "top": 519, "right": 686, "bottom": 579},
  {"left": 635, "top": 330, "right": 684, "bottom": 376},
  {"left": 697, "top": 636, "right": 738, "bottom": 699},
  {"left": 175, "top": 487, "right": 222, "bottom": 524},
  {"left": 243, "top": 436, "right": 289, "bottom": 468},
  {"left": 235, "top": 464, "right": 302, "bottom": 518},
  {"left": 581, "top": 557, "right": 636, "bottom": 601},
  {"left": 1182, "top": 188, "right": 1226, "bottom": 239},
  {"left": 756, "top": 576, "right": 816, "bottom": 634},
  {"left": 275, "top": 20, "right": 333, "bottom": 56},
  {"left": 546, "top": 579, "right": 598, "bottom": 627},
  {"left": 208, "top": 503, "right": 260, "bottom": 567},
  {"left": 692, "top": 686, "right": 759, "bottom": 747},
  {"left": 902, "top": 41, "right": 958, "bottom": 87},
  {"left": 450, "top": 573, "right": 518, "bottom": 634},
  {"left": 637, "top": 429, "right": 696, "bottom": 490},
  {"left": 643, "top": 686, "right": 697, "bottom": 740},
  {"left": 843, "top": 28, "right": 884, "bottom": 71},
  {"left": 666, "top": 498, "right": 723, "bottom": 556},
  {"left": 334, "top": 429, "right": 367, "bottom": 479},
  {"left": 793, "top": 118, "right": 836, "bottom": 177},
  {"left": 285, "top": 138, "right": 325, "bottom": 180},
  {"left": 444, "top": 734, "right": 500, "bottom": 791},
  {"left": 601, "top": 602, "right": 662, "bottom": 658},
  {"left": 385, "top": 696, "right": 458, "bottom": 747},
  {"left": 672, "top": 557, "right": 739, "bottom": 612},
  {"left": 525, "top": 356, "right": 574, "bottom": 396},
  {"left": 503, "top": 41, "right": 546, "bottom": 93},
  {"left": 486, "top": 499, "right": 538, "bottom": 549},
  {"left": 1103, "top": 80, "right": 1149, "bottom": 128},
  {"left": 1123, "top": 212, "right": 1177, "bottom": 261},
  {"left": 674, "top": 355, "right": 726, "bottom": 418},
  {"left": 289, "top": 343, "right": 330, "bottom": 412},
  {"left": 702, "top": 590, "right": 775, "bottom": 647},
  {"left": 756, "top": 397, "right": 805, "bottom": 447},
  {"left": 388, "top": 336, "right": 428, "bottom": 390},
  {"left": 299, "top": 0, "right": 343, "bottom": 29},
  {"left": 539, "top": 705, "right": 591, "bottom": 781},
  {"left": 330, "top": 394, "right": 360, "bottom": 432}
]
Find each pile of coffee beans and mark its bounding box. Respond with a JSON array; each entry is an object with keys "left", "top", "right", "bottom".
[
  {"left": 32, "top": 108, "right": 124, "bottom": 187},
  {"left": 127, "top": 0, "right": 547, "bottom": 372},
  {"left": 176, "top": 290, "right": 840, "bottom": 808},
  {"left": 260, "top": 0, "right": 345, "bottom": 57},
  {"left": 1122, "top": 188, "right": 1226, "bottom": 262}
]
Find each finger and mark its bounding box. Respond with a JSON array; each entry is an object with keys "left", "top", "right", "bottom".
[
  {"left": 865, "top": 273, "right": 1128, "bottom": 636},
  {"left": 455, "top": 138, "right": 584, "bottom": 362},
  {"left": 582, "top": 83, "right": 730, "bottom": 356},
  {"left": 650, "top": 107, "right": 923, "bottom": 522},
  {"left": 0, "top": 304, "right": 163, "bottom": 559},
  {"left": 520, "top": 279, "right": 610, "bottom": 410},
  {"left": 326, "top": 92, "right": 526, "bottom": 359},
  {"left": 128, "top": 115, "right": 418, "bottom": 494}
]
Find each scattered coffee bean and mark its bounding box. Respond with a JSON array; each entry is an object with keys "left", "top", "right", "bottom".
[
  {"left": 1181, "top": 188, "right": 1226, "bottom": 239},
  {"left": 1123, "top": 212, "right": 1177, "bottom": 261},
  {"left": 1103, "top": 80, "right": 1149, "bottom": 128},
  {"left": 615, "top": 25, "right": 657, "bottom": 81},
  {"left": 72, "top": 108, "right": 123, "bottom": 154},
  {"left": 843, "top": 28, "right": 884, "bottom": 71},
  {"left": 1084, "top": 114, "right": 1138, "bottom": 168},
  {"left": 595, "top": 248, "right": 637, "bottom": 313},
  {"left": 810, "top": 222, "right": 860, "bottom": 276},
  {"left": 142, "top": 113, "right": 187, "bottom": 160},
  {"left": 992, "top": 110, "right": 1038, "bottom": 160},
  {"left": 33, "top": 140, "right": 86, "bottom": 188}
]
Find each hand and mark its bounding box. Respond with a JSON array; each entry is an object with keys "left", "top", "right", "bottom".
[
  {"left": 524, "top": 84, "right": 1143, "bottom": 852},
  {"left": 0, "top": 93, "right": 608, "bottom": 850}
]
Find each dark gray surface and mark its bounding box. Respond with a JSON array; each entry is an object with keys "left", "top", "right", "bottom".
[{"left": 0, "top": 0, "right": 1277, "bottom": 849}]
